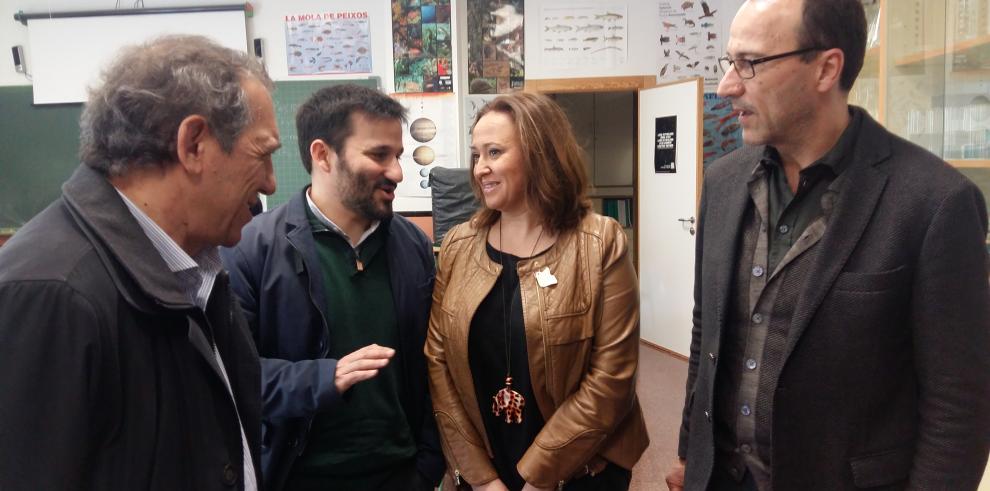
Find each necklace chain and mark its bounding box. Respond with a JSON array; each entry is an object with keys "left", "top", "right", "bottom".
[{"left": 497, "top": 219, "right": 544, "bottom": 378}]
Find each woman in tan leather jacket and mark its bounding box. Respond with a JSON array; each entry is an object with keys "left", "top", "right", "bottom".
[{"left": 425, "top": 92, "right": 649, "bottom": 491}]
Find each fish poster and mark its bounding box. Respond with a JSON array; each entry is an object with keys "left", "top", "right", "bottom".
[
  {"left": 467, "top": 0, "right": 525, "bottom": 94},
  {"left": 655, "top": 115, "right": 677, "bottom": 173},
  {"left": 702, "top": 93, "right": 742, "bottom": 167},
  {"left": 392, "top": 0, "right": 453, "bottom": 93},
  {"left": 540, "top": 4, "right": 628, "bottom": 68},
  {"left": 284, "top": 11, "right": 372, "bottom": 75},
  {"left": 657, "top": 0, "right": 723, "bottom": 90}
]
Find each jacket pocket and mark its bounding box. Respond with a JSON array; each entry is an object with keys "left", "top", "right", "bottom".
[
  {"left": 849, "top": 444, "right": 913, "bottom": 488},
  {"left": 833, "top": 265, "right": 909, "bottom": 293},
  {"left": 544, "top": 318, "right": 595, "bottom": 401},
  {"left": 544, "top": 317, "right": 595, "bottom": 345}
]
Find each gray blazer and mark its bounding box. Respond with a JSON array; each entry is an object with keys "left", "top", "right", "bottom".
[{"left": 678, "top": 109, "right": 990, "bottom": 490}]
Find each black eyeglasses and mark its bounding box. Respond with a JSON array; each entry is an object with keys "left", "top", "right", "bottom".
[{"left": 718, "top": 47, "right": 825, "bottom": 79}]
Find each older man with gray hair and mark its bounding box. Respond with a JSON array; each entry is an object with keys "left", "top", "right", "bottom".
[{"left": 0, "top": 35, "right": 280, "bottom": 490}]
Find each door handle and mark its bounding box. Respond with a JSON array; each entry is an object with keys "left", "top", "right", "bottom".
[{"left": 678, "top": 216, "right": 696, "bottom": 235}]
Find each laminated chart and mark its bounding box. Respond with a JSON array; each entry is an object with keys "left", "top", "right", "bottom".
[{"left": 285, "top": 11, "right": 372, "bottom": 75}]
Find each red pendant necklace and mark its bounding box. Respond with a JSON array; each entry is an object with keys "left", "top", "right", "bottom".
[{"left": 492, "top": 219, "right": 544, "bottom": 424}]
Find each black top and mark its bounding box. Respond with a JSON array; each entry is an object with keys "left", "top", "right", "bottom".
[{"left": 469, "top": 243, "right": 546, "bottom": 490}]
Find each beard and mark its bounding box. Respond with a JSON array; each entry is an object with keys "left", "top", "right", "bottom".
[{"left": 335, "top": 157, "right": 396, "bottom": 221}]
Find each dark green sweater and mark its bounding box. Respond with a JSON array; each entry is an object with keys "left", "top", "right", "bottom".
[{"left": 289, "top": 210, "right": 416, "bottom": 485}]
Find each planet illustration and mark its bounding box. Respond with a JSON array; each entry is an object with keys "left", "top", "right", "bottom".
[
  {"left": 410, "top": 118, "right": 438, "bottom": 142},
  {"left": 412, "top": 145, "right": 435, "bottom": 165},
  {"left": 419, "top": 167, "right": 431, "bottom": 177},
  {"left": 420, "top": 180, "right": 430, "bottom": 189}
]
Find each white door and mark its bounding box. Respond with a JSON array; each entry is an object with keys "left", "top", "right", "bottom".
[{"left": 637, "top": 77, "right": 702, "bottom": 356}]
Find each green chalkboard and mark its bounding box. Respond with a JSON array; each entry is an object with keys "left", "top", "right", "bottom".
[
  {"left": 0, "top": 86, "right": 82, "bottom": 234},
  {"left": 0, "top": 79, "right": 378, "bottom": 232},
  {"left": 268, "top": 78, "right": 378, "bottom": 208}
]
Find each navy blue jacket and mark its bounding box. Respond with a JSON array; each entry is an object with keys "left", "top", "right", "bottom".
[{"left": 221, "top": 188, "right": 444, "bottom": 490}]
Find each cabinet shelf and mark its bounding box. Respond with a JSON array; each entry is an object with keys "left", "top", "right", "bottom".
[
  {"left": 894, "top": 34, "right": 990, "bottom": 66},
  {"left": 948, "top": 159, "right": 990, "bottom": 169}
]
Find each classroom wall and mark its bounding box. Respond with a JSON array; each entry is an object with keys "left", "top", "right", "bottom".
[
  {"left": 2, "top": 0, "right": 745, "bottom": 88},
  {"left": 0, "top": 0, "right": 742, "bottom": 218},
  {"left": 0, "top": 0, "right": 400, "bottom": 87}
]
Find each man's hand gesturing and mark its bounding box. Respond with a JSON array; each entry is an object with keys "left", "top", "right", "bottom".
[{"left": 334, "top": 344, "right": 395, "bottom": 393}]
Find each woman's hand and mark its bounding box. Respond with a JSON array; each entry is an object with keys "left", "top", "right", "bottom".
[
  {"left": 521, "top": 483, "right": 553, "bottom": 491},
  {"left": 473, "top": 478, "right": 510, "bottom": 491}
]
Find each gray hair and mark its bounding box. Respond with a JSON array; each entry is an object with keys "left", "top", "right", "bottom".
[{"left": 79, "top": 35, "right": 273, "bottom": 176}]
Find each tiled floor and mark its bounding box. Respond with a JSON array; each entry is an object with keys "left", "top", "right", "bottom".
[{"left": 630, "top": 344, "right": 688, "bottom": 491}]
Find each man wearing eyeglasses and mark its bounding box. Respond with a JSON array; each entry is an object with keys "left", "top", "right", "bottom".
[{"left": 666, "top": 1, "right": 990, "bottom": 490}]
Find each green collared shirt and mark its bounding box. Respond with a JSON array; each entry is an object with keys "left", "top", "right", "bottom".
[{"left": 762, "top": 108, "right": 862, "bottom": 273}]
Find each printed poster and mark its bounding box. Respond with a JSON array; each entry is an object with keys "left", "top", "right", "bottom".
[
  {"left": 657, "top": 1, "right": 724, "bottom": 90},
  {"left": 703, "top": 93, "right": 742, "bottom": 168},
  {"left": 655, "top": 115, "right": 677, "bottom": 173},
  {"left": 467, "top": 0, "right": 525, "bottom": 94},
  {"left": 540, "top": 4, "right": 628, "bottom": 68},
  {"left": 462, "top": 94, "right": 498, "bottom": 163},
  {"left": 392, "top": 94, "right": 459, "bottom": 197},
  {"left": 392, "top": 0, "right": 453, "bottom": 93},
  {"left": 285, "top": 11, "right": 372, "bottom": 75}
]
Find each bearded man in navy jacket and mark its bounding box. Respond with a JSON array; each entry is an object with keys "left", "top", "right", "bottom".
[{"left": 221, "top": 84, "right": 444, "bottom": 491}]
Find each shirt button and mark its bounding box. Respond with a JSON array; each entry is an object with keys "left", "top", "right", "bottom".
[
  {"left": 746, "top": 358, "right": 757, "bottom": 370},
  {"left": 778, "top": 224, "right": 790, "bottom": 234},
  {"left": 222, "top": 464, "right": 237, "bottom": 486},
  {"left": 708, "top": 352, "right": 717, "bottom": 364},
  {"left": 740, "top": 443, "right": 752, "bottom": 454},
  {"left": 752, "top": 265, "right": 765, "bottom": 277},
  {"left": 740, "top": 404, "right": 752, "bottom": 416},
  {"left": 751, "top": 313, "right": 763, "bottom": 324}
]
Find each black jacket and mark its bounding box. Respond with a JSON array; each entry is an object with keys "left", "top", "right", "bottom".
[
  {"left": 0, "top": 165, "right": 262, "bottom": 490},
  {"left": 679, "top": 108, "right": 990, "bottom": 490},
  {"left": 220, "top": 188, "right": 444, "bottom": 491}
]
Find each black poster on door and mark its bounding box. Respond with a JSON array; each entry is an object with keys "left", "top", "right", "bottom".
[{"left": 654, "top": 116, "right": 677, "bottom": 173}]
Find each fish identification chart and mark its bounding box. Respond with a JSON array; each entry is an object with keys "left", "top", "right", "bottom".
[
  {"left": 284, "top": 11, "right": 372, "bottom": 75},
  {"left": 540, "top": 4, "right": 628, "bottom": 68}
]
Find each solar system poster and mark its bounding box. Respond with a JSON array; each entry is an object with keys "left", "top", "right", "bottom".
[
  {"left": 284, "top": 11, "right": 372, "bottom": 75},
  {"left": 654, "top": 115, "right": 677, "bottom": 173},
  {"left": 392, "top": 94, "right": 459, "bottom": 198},
  {"left": 467, "top": 0, "right": 525, "bottom": 94},
  {"left": 392, "top": 0, "right": 454, "bottom": 93}
]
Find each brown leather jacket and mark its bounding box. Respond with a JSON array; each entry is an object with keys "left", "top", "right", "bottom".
[{"left": 425, "top": 213, "right": 649, "bottom": 489}]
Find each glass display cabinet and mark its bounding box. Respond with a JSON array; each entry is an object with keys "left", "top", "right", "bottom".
[{"left": 851, "top": 0, "right": 990, "bottom": 245}]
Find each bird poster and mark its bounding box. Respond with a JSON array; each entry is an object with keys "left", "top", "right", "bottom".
[
  {"left": 392, "top": 93, "right": 459, "bottom": 197},
  {"left": 284, "top": 11, "right": 372, "bottom": 75},
  {"left": 657, "top": 0, "right": 723, "bottom": 90},
  {"left": 466, "top": 0, "right": 525, "bottom": 94},
  {"left": 539, "top": 4, "right": 628, "bottom": 68},
  {"left": 463, "top": 94, "right": 498, "bottom": 164},
  {"left": 392, "top": 0, "right": 453, "bottom": 93}
]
